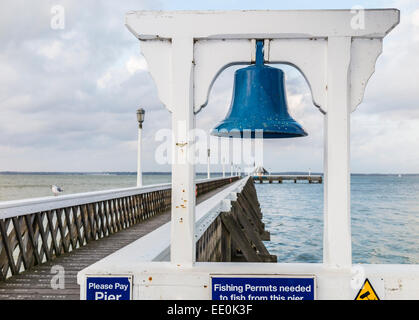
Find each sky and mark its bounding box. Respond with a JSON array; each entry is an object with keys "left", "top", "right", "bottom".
[{"left": 0, "top": 0, "right": 418, "bottom": 174}]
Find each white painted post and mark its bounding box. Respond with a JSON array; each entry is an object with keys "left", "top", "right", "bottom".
[
  {"left": 170, "top": 37, "right": 196, "bottom": 266},
  {"left": 230, "top": 162, "right": 233, "bottom": 177},
  {"left": 136, "top": 126, "right": 143, "bottom": 187},
  {"left": 323, "top": 37, "right": 352, "bottom": 269},
  {"left": 222, "top": 157, "right": 226, "bottom": 178},
  {"left": 136, "top": 108, "right": 145, "bottom": 187},
  {"left": 207, "top": 148, "right": 211, "bottom": 179}
]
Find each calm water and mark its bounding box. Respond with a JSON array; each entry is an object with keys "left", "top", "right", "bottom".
[
  {"left": 0, "top": 173, "right": 418, "bottom": 264},
  {"left": 257, "top": 175, "right": 419, "bottom": 264},
  {"left": 0, "top": 173, "right": 221, "bottom": 201}
]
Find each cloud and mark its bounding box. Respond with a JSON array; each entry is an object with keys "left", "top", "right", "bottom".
[
  {"left": 0, "top": 1, "right": 418, "bottom": 173},
  {"left": 0, "top": 0, "right": 167, "bottom": 172}
]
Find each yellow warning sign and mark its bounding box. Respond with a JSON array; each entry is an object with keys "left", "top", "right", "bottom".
[{"left": 355, "top": 279, "right": 380, "bottom": 300}]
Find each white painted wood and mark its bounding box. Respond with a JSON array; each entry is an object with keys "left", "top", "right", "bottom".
[
  {"left": 120, "top": 9, "right": 403, "bottom": 299},
  {"left": 194, "top": 40, "right": 252, "bottom": 113},
  {"left": 138, "top": 40, "right": 172, "bottom": 111},
  {"left": 0, "top": 183, "right": 170, "bottom": 219},
  {"left": 136, "top": 126, "right": 143, "bottom": 187},
  {"left": 207, "top": 149, "right": 210, "bottom": 179},
  {"left": 170, "top": 36, "right": 196, "bottom": 266},
  {"left": 323, "top": 37, "right": 352, "bottom": 269},
  {"left": 128, "top": 10, "right": 399, "bottom": 113},
  {"left": 222, "top": 158, "right": 225, "bottom": 178},
  {"left": 350, "top": 38, "right": 383, "bottom": 112},
  {"left": 0, "top": 177, "right": 229, "bottom": 219},
  {"left": 126, "top": 10, "right": 399, "bottom": 40},
  {"left": 79, "top": 261, "right": 419, "bottom": 300}
]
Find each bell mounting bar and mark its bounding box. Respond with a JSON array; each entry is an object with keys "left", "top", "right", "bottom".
[{"left": 126, "top": 10, "right": 399, "bottom": 40}]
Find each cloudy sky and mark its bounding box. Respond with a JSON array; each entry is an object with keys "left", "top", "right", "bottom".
[{"left": 0, "top": 0, "right": 418, "bottom": 174}]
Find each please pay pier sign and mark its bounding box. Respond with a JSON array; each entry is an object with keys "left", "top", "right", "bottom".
[
  {"left": 211, "top": 275, "right": 315, "bottom": 300},
  {"left": 86, "top": 276, "right": 132, "bottom": 300}
]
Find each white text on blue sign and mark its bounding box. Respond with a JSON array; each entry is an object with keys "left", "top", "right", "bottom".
[
  {"left": 212, "top": 277, "right": 315, "bottom": 300},
  {"left": 86, "top": 277, "right": 131, "bottom": 300}
]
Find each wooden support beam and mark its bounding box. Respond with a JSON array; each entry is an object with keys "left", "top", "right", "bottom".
[{"left": 220, "top": 213, "right": 262, "bottom": 262}]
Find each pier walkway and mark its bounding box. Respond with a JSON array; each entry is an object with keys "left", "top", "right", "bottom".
[
  {"left": 253, "top": 175, "right": 322, "bottom": 184},
  {"left": 0, "top": 178, "right": 238, "bottom": 300}
]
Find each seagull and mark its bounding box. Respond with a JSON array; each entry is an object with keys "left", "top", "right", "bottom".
[{"left": 51, "top": 185, "right": 64, "bottom": 196}]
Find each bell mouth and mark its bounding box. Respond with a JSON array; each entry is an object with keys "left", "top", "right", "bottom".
[
  {"left": 211, "top": 118, "right": 308, "bottom": 139},
  {"left": 210, "top": 129, "right": 307, "bottom": 139}
]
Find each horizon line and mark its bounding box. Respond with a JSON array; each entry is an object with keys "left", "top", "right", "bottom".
[{"left": 0, "top": 171, "right": 417, "bottom": 175}]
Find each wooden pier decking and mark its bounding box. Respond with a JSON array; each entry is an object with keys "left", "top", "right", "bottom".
[
  {"left": 0, "top": 183, "right": 234, "bottom": 300},
  {"left": 253, "top": 175, "right": 322, "bottom": 184}
]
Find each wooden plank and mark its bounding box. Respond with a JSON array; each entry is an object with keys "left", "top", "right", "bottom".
[
  {"left": 220, "top": 212, "right": 261, "bottom": 262},
  {"left": 45, "top": 211, "right": 60, "bottom": 257},
  {"left": 112, "top": 199, "right": 121, "bottom": 231},
  {"left": 11, "top": 217, "right": 29, "bottom": 270},
  {"left": 232, "top": 202, "right": 270, "bottom": 256},
  {"left": 80, "top": 205, "right": 91, "bottom": 243},
  {"left": 88, "top": 203, "right": 96, "bottom": 239},
  {"left": 132, "top": 195, "right": 140, "bottom": 223},
  {"left": 56, "top": 209, "right": 70, "bottom": 253},
  {"left": 122, "top": 197, "right": 130, "bottom": 228},
  {"left": 236, "top": 194, "right": 264, "bottom": 234},
  {"left": 0, "top": 219, "right": 18, "bottom": 276},
  {"left": 103, "top": 200, "right": 114, "bottom": 235},
  {"left": 35, "top": 212, "right": 52, "bottom": 261},
  {"left": 23, "top": 215, "right": 41, "bottom": 266},
  {"left": 71, "top": 206, "right": 84, "bottom": 248},
  {"left": 63, "top": 207, "right": 76, "bottom": 250},
  {"left": 86, "top": 204, "right": 95, "bottom": 240},
  {"left": 96, "top": 202, "right": 107, "bottom": 238}
]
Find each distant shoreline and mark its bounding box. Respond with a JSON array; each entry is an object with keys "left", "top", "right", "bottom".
[{"left": 1, "top": 171, "right": 418, "bottom": 176}]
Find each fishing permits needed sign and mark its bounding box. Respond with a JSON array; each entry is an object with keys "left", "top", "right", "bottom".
[
  {"left": 211, "top": 275, "right": 316, "bottom": 300},
  {"left": 86, "top": 276, "right": 132, "bottom": 300}
]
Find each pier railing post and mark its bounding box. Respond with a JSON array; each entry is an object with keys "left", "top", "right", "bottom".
[
  {"left": 170, "top": 37, "right": 196, "bottom": 266},
  {"left": 323, "top": 37, "right": 352, "bottom": 269}
]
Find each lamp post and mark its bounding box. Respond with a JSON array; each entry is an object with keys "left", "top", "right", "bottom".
[
  {"left": 207, "top": 148, "right": 211, "bottom": 179},
  {"left": 136, "top": 108, "right": 145, "bottom": 187},
  {"left": 222, "top": 157, "right": 225, "bottom": 178}
]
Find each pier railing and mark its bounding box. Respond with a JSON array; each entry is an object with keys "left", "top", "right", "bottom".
[
  {"left": 0, "top": 176, "right": 239, "bottom": 281},
  {"left": 196, "top": 176, "right": 276, "bottom": 262},
  {"left": 253, "top": 175, "right": 322, "bottom": 184},
  {"left": 88, "top": 176, "right": 275, "bottom": 267}
]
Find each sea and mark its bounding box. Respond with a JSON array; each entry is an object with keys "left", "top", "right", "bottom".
[{"left": 0, "top": 172, "right": 418, "bottom": 265}]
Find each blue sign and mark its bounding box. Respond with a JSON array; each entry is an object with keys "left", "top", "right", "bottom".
[
  {"left": 86, "top": 276, "right": 132, "bottom": 300},
  {"left": 212, "top": 276, "right": 315, "bottom": 300}
]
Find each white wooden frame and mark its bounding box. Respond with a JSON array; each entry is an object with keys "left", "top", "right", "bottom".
[{"left": 126, "top": 9, "right": 399, "bottom": 269}]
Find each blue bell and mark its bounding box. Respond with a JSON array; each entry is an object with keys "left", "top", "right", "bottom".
[{"left": 211, "top": 41, "right": 308, "bottom": 139}]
